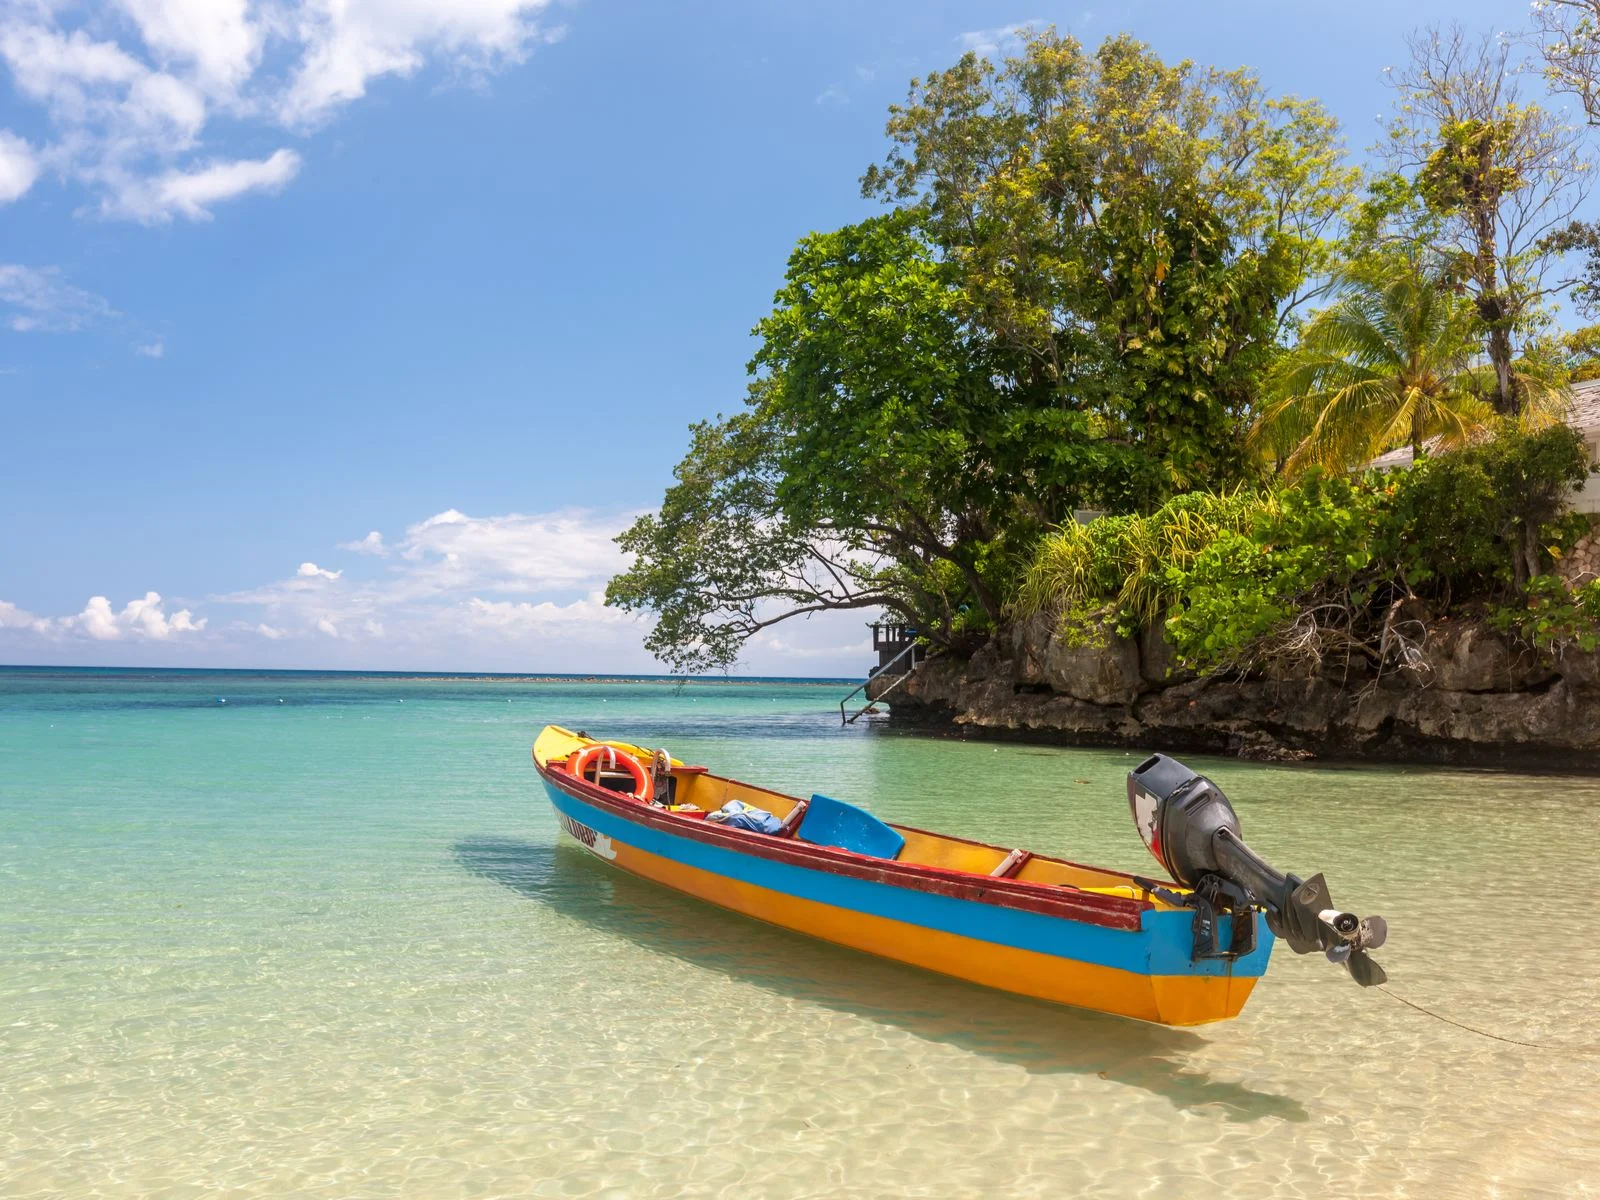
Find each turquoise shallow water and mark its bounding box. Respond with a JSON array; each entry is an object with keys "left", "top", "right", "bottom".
[{"left": 2, "top": 667, "right": 1598, "bottom": 1198}]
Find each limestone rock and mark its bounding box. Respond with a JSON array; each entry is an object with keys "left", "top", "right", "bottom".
[
  {"left": 1011, "top": 612, "right": 1056, "bottom": 687},
  {"left": 1042, "top": 626, "right": 1143, "bottom": 706},
  {"left": 965, "top": 640, "right": 1005, "bottom": 683},
  {"left": 878, "top": 615, "right": 1600, "bottom": 769},
  {"left": 1138, "top": 622, "right": 1187, "bottom": 686},
  {"left": 1411, "top": 623, "right": 1553, "bottom": 692}
]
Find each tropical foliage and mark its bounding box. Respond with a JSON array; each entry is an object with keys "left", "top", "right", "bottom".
[
  {"left": 1018, "top": 427, "right": 1594, "bottom": 674},
  {"left": 1253, "top": 259, "right": 1490, "bottom": 473},
  {"left": 608, "top": 30, "right": 1357, "bottom": 671},
  {"left": 611, "top": 23, "right": 1600, "bottom": 673}
]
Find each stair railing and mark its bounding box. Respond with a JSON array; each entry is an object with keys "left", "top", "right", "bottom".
[{"left": 839, "top": 640, "right": 921, "bottom": 725}]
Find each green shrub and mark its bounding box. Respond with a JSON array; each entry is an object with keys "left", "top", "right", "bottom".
[
  {"left": 1015, "top": 425, "right": 1599, "bottom": 673},
  {"left": 1487, "top": 575, "right": 1600, "bottom": 655},
  {"left": 1015, "top": 489, "right": 1264, "bottom": 639}
]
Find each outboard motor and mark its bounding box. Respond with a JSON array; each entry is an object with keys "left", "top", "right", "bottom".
[{"left": 1127, "top": 753, "right": 1387, "bottom": 986}]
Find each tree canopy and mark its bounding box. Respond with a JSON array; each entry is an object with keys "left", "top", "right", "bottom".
[{"left": 606, "top": 30, "right": 1360, "bottom": 671}]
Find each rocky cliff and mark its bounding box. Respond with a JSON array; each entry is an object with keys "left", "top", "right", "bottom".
[{"left": 870, "top": 615, "right": 1600, "bottom": 769}]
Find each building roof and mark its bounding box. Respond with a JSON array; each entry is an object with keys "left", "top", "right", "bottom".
[
  {"left": 1366, "top": 442, "right": 1428, "bottom": 471},
  {"left": 1570, "top": 378, "right": 1600, "bottom": 435}
]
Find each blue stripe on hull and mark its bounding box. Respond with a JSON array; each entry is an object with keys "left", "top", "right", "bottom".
[{"left": 543, "top": 781, "right": 1273, "bottom": 980}]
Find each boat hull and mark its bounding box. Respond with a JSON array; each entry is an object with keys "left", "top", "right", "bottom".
[{"left": 541, "top": 777, "right": 1271, "bottom": 1026}]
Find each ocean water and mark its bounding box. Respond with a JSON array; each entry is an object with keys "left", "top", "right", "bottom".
[{"left": 1, "top": 667, "right": 1597, "bottom": 1199}]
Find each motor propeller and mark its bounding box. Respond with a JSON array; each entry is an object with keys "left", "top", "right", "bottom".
[{"left": 1126, "top": 753, "right": 1388, "bottom": 986}]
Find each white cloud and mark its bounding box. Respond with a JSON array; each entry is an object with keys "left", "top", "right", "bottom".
[
  {"left": 0, "top": 264, "right": 115, "bottom": 332},
  {"left": 957, "top": 22, "right": 1037, "bottom": 59},
  {"left": 0, "top": 1, "right": 564, "bottom": 222},
  {"left": 467, "top": 593, "right": 637, "bottom": 633},
  {"left": 0, "top": 591, "right": 209, "bottom": 642},
  {"left": 393, "top": 507, "right": 632, "bottom": 595},
  {"left": 2, "top": 506, "right": 877, "bottom": 675},
  {"left": 222, "top": 508, "right": 631, "bottom": 624},
  {"left": 112, "top": 148, "right": 300, "bottom": 221},
  {"left": 201, "top": 505, "right": 879, "bottom": 672},
  {"left": 0, "top": 129, "right": 37, "bottom": 202},
  {"left": 0, "top": 599, "right": 48, "bottom": 634},
  {"left": 78, "top": 592, "right": 206, "bottom": 640},
  {"left": 118, "top": 0, "right": 263, "bottom": 95},
  {"left": 277, "top": 0, "right": 560, "bottom": 128},
  {"left": 134, "top": 337, "right": 164, "bottom": 357},
  {"left": 339, "top": 530, "right": 388, "bottom": 556},
  {"left": 206, "top": 506, "right": 646, "bottom": 663}
]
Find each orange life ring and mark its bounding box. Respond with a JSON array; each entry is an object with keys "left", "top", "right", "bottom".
[{"left": 567, "top": 744, "right": 650, "bottom": 802}]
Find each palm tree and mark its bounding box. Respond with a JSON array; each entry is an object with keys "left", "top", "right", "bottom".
[{"left": 1254, "top": 264, "right": 1495, "bottom": 476}]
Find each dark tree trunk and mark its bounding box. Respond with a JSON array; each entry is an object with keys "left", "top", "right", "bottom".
[
  {"left": 1469, "top": 150, "right": 1518, "bottom": 417},
  {"left": 1486, "top": 318, "right": 1519, "bottom": 417},
  {"left": 1522, "top": 518, "right": 1543, "bottom": 586}
]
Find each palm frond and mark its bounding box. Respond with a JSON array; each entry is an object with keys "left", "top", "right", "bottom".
[{"left": 1254, "top": 260, "right": 1489, "bottom": 477}]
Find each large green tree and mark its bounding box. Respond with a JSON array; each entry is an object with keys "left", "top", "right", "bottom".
[
  {"left": 608, "top": 215, "right": 1021, "bottom": 670},
  {"left": 863, "top": 30, "right": 1359, "bottom": 502},
  {"left": 607, "top": 30, "right": 1358, "bottom": 672}
]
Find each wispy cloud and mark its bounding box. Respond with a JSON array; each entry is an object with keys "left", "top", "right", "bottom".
[
  {"left": 339, "top": 531, "right": 388, "bottom": 556},
  {"left": 1, "top": 263, "right": 165, "bottom": 354},
  {"left": 0, "top": 264, "right": 115, "bottom": 332},
  {"left": 814, "top": 64, "right": 882, "bottom": 107},
  {"left": 195, "top": 506, "right": 651, "bottom": 663},
  {"left": 112, "top": 149, "right": 301, "bottom": 222},
  {"left": 956, "top": 21, "right": 1040, "bottom": 59},
  {"left": 0, "top": 1, "right": 566, "bottom": 223}
]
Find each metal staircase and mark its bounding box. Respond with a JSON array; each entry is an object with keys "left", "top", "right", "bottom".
[{"left": 839, "top": 624, "right": 923, "bottom": 724}]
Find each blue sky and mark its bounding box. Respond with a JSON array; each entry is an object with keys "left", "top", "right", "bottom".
[{"left": 0, "top": 0, "right": 1553, "bottom": 674}]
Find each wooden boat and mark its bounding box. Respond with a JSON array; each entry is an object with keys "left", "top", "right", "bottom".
[{"left": 532, "top": 725, "right": 1283, "bottom": 1025}]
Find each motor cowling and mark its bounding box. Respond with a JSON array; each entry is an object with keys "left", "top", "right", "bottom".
[
  {"left": 1127, "top": 751, "right": 1241, "bottom": 885},
  {"left": 1126, "top": 753, "right": 1388, "bottom": 986}
]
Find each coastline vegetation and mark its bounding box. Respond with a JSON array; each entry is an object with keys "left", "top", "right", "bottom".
[
  {"left": 1019, "top": 426, "right": 1597, "bottom": 673},
  {"left": 608, "top": 21, "right": 1600, "bottom": 676}
]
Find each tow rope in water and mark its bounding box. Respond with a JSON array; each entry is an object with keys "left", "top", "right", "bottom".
[{"left": 1377, "top": 986, "right": 1599, "bottom": 1053}]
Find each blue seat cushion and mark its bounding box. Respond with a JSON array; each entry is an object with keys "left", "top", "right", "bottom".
[{"left": 796, "top": 793, "right": 905, "bottom": 860}]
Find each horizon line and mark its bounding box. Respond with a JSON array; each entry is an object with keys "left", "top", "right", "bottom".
[{"left": 0, "top": 663, "right": 862, "bottom": 683}]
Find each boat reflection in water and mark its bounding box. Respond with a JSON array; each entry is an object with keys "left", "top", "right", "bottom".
[{"left": 453, "top": 835, "right": 1309, "bottom": 1123}]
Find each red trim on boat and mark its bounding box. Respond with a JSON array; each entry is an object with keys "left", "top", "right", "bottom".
[{"left": 537, "top": 760, "right": 1147, "bottom": 932}]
